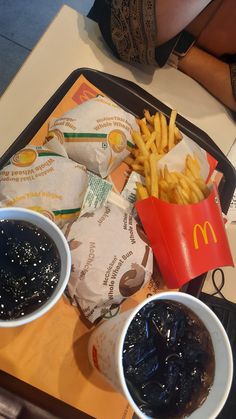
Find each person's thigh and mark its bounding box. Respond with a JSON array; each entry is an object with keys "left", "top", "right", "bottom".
[{"left": 156, "top": 0, "right": 212, "bottom": 45}]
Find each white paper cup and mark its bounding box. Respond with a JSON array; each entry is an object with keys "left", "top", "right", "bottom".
[
  {"left": 88, "top": 292, "right": 233, "bottom": 419},
  {"left": 0, "top": 207, "right": 71, "bottom": 327}
]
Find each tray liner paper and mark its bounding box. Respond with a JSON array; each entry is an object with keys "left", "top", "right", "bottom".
[{"left": 0, "top": 73, "right": 231, "bottom": 419}]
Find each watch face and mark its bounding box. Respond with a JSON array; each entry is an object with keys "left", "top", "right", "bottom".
[{"left": 174, "top": 31, "right": 196, "bottom": 56}]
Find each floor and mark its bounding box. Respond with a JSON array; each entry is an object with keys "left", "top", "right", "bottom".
[{"left": 0, "top": 0, "right": 94, "bottom": 96}]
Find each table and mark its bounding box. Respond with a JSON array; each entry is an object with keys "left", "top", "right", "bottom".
[{"left": 0, "top": 5, "right": 235, "bottom": 418}]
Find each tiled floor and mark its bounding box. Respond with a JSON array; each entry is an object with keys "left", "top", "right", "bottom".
[{"left": 0, "top": 0, "right": 94, "bottom": 96}]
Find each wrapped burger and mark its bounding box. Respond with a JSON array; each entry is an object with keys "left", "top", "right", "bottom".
[
  {"left": 47, "top": 95, "right": 139, "bottom": 178},
  {"left": 63, "top": 203, "right": 153, "bottom": 323},
  {"left": 0, "top": 146, "right": 88, "bottom": 227}
]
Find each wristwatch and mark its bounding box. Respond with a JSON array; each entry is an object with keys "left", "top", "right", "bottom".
[{"left": 168, "top": 31, "right": 196, "bottom": 69}]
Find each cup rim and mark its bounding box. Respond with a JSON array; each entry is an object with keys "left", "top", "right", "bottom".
[
  {"left": 117, "top": 291, "right": 233, "bottom": 419},
  {"left": 0, "top": 207, "right": 71, "bottom": 327}
]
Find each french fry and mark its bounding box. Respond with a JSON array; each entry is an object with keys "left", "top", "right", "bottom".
[
  {"left": 168, "top": 109, "right": 177, "bottom": 151},
  {"left": 159, "top": 179, "right": 169, "bottom": 192},
  {"left": 124, "top": 155, "right": 135, "bottom": 166},
  {"left": 160, "top": 113, "right": 168, "bottom": 152},
  {"left": 185, "top": 167, "right": 195, "bottom": 180},
  {"left": 195, "top": 178, "right": 210, "bottom": 197},
  {"left": 144, "top": 109, "right": 154, "bottom": 125},
  {"left": 138, "top": 118, "right": 150, "bottom": 136},
  {"left": 173, "top": 186, "right": 184, "bottom": 205},
  {"left": 163, "top": 165, "right": 173, "bottom": 184},
  {"left": 144, "top": 159, "right": 150, "bottom": 176},
  {"left": 179, "top": 186, "right": 191, "bottom": 204},
  {"left": 175, "top": 173, "right": 190, "bottom": 188},
  {"left": 183, "top": 176, "right": 205, "bottom": 201},
  {"left": 129, "top": 109, "right": 184, "bottom": 181},
  {"left": 131, "top": 109, "right": 210, "bottom": 206},
  {"left": 136, "top": 182, "right": 149, "bottom": 200},
  {"left": 146, "top": 132, "right": 157, "bottom": 151},
  {"left": 131, "top": 163, "right": 144, "bottom": 173},
  {"left": 150, "top": 143, "right": 158, "bottom": 154},
  {"left": 179, "top": 179, "right": 191, "bottom": 199},
  {"left": 145, "top": 176, "right": 151, "bottom": 194},
  {"left": 174, "top": 126, "right": 183, "bottom": 143},
  {"left": 186, "top": 154, "right": 200, "bottom": 179},
  {"left": 154, "top": 112, "right": 161, "bottom": 151},
  {"left": 160, "top": 189, "right": 169, "bottom": 203},
  {"left": 176, "top": 185, "right": 189, "bottom": 204},
  {"left": 189, "top": 190, "right": 200, "bottom": 204},
  {"left": 149, "top": 154, "right": 159, "bottom": 198},
  {"left": 143, "top": 160, "right": 151, "bottom": 193},
  {"left": 169, "top": 171, "right": 179, "bottom": 183},
  {"left": 132, "top": 131, "right": 149, "bottom": 157},
  {"left": 168, "top": 185, "right": 177, "bottom": 204},
  {"left": 135, "top": 155, "right": 147, "bottom": 164},
  {"left": 130, "top": 147, "right": 139, "bottom": 158}
]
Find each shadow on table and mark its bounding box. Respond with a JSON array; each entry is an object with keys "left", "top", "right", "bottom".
[
  {"left": 79, "top": 14, "right": 156, "bottom": 87},
  {"left": 72, "top": 324, "right": 116, "bottom": 393},
  {"left": 57, "top": 319, "right": 115, "bottom": 404}
]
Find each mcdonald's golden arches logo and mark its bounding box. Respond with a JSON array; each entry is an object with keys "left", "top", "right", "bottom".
[{"left": 193, "top": 221, "right": 217, "bottom": 250}]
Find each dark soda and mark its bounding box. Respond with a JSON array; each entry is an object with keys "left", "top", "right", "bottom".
[
  {"left": 0, "top": 219, "right": 61, "bottom": 320},
  {"left": 122, "top": 299, "right": 215, "bottom": 418}
]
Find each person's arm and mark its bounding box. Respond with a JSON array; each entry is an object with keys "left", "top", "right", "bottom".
[{"left": 178, "top": 45, "right": 236, "bottom": 111}]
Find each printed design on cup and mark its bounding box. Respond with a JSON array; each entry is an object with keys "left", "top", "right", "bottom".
[
  {"left": 46, "top": 129, "right": 65, "bottom": 145},
  {"left": 119, "top": 246, "right": 150, "bottom": 297},
  {"left": 89, "top": 312, "right": 129, "bottom": 393},
  {"left": 193, "top": 221, "right": 217, "bottom": 250},
  {"left": 108, "top": 129, "right": 127, "bottom": 153},
  {"left": 11, "top": 148, "right": 38, "bottom": 167},
  {"left": 92, "top": 345, "right": 100, "bottom": 372}
]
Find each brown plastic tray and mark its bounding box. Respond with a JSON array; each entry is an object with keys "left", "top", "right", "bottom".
[{"left": 1, "top": 68, "right": 235, "bottom": 298}]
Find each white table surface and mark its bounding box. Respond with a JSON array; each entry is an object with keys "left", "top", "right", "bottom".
[{"left": 0, "top": 5, "right": 235, "bottom": 301}]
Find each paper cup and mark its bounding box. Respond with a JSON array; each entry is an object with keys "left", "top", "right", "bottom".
[
  {"left": 88, "top": 292, "right": 233, "bottom": 419},
  {"left": 0, "top": 207, "right": 71, "bottom": 327}
]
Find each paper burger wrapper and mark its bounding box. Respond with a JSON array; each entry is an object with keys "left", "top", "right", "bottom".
[
  {"left": 0, "top": 146, "right": 88, "bottom": 227},
  {"left": 136, "top": 184, "right": 234, "bottom": 289},
  {"left": 63, "top": 203, "right": 153, "bottom": 323},
  {"left": 47, "top": 95, "right": 139, "bottom": 178}
]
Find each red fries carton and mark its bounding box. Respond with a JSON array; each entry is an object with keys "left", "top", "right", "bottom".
[{"left": 136, "top": 184, "right": 234, "bottom": 288}]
